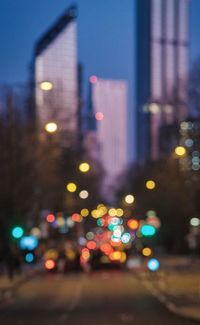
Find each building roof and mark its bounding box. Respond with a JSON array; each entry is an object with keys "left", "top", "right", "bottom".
[{"left": 34, "top": 5, "right": 77, "bottom": 57}]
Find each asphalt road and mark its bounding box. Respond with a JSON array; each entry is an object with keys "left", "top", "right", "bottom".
[{"left": 0, "top": 271, "right": 197, "bottom": 325}]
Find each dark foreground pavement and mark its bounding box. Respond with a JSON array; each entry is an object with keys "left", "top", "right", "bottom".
[{"left": 0, "top": 271, "right": 197, "bottom": 325}]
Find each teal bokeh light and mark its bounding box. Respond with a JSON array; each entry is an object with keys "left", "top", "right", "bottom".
[
  {"left": 12, "top": 226, "right": 24, "bottom": 239},
  {"left": 141, "top": 224, "right": 156, "bottom": 237}
]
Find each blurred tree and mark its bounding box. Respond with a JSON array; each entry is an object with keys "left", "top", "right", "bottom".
[{"left": 115, "top": 158, "right": 195, "bottom": 253}]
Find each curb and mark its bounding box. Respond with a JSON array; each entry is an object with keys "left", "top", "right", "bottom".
[{"left": 137, "top": 271, "right": 200, "bottom": 323}]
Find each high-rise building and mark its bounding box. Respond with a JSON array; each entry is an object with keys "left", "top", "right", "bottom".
[
  {"left": 136, "top": 0, "right": 189, "bottom": 162},
  {"left": 85, "top": 77, "right": 128, "bottom": 197},
  {"left": 33, "top": 5, "right": 78, "bottom": 146}
]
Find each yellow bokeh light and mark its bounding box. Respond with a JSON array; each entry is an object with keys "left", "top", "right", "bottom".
[
  {"left": 45, "top": 122, "right": 58, "bottom": 133},
  {"left": 79, "top": 162, "right": 90, "bottom": 173},
  {"left": 91, "top": 209, "right": 101, "bottom": 219},
  {"left": 116, "top": 208, "right": 124, "bottom": 217},
  {"left": 108, "top": 208, "right": 117, "bottom": 217},
  {"left": 175, "top": 146, "right": 186, "bottom": 157},
  {"left": 97, "top": 204, "right": 105, "bottom": 209},
  {"left": 80, "top": 208, "right": 89, "bottom": 217},
  {"left": 40, "top": 81, "right": 53, "bottom": 91},
  {"left": 66, "top": 182, "right": 77, "bottom": 193},
  {"left": 124, "top": 195, "right": 135, "bottom": 204},
  {"left": 146, "top": 180, "right": 156, "bottom": 190},
  {"left": 142, "top": 247, "right": 152, "bottom": 257},
  {"left": 120, "top": 252, "right": 127, "bottom": 263}
]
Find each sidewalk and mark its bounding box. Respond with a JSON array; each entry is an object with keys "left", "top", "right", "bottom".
[
  {"left": 0, "top": 263, "right": 42, "bottom": 303},
  {"left": 172, "top": 305, "right": 200, "bottom": 322},
  {"left": 142, "top": 266, "right": 200, "bottom": 322}
]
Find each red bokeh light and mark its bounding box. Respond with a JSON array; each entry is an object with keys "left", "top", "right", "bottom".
[
  {"left": 71, "top": 213, "right": 82, "bottom": 223},
  {"left": 100, "top": 243, "right": 113, "bottom": 255},
  {"left": 87, "top": 241, "right": 97, "bottom": 250},
  {"left": 46, "top": 214, "right": 55, "bottom": 223},
  {"left": 95, "top": 112, "right": 104, "bottom": 121},
  {"left": 89, "top": 75, "right": 97, "bottom": 84}
]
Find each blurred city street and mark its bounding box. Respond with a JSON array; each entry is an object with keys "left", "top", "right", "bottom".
[
  {"left": 0, "top": 270, "right": 198, "bottom": 325},
  {"left": 1, "top": 0, "right": 200, "bottom": 324}
]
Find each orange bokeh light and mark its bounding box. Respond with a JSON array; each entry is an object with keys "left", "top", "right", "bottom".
[
  {"left": 127, "top": 219, "right": 139, "bottom": 230},
  {"left": 45, "top": 259, "right": 55, "bottom": 270}
]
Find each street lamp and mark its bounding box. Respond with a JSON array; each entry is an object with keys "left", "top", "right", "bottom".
[{"left": 45, "top": 122, "right": 58, "bottom": 133}]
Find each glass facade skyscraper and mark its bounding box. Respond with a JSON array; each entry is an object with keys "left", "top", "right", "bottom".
[
  {"left": 34, "top": 6, "right": 78, "bottom": 146},
  {"left": 136, "top": 0, "right": 189, "bottom": 161},
  {"left": 85, "top": 77, "right": 128, "bottom": 198}
]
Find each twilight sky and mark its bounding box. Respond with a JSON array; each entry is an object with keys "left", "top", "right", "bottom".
[
  {"left": 0, "top": 0, "right": 199, "bottom": 85},
  {"left": 0, "top": 0, "right": 199, "bottom": 160}
]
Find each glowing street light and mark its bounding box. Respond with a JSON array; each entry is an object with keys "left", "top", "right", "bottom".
[
  {"left": 79, "top": 162, "right": 90, "bottom": 173},
  {"left": 146, "top": 180, "right": 156, "bottom": 190},
  {"left": 66, "top": 182, "right": 77, "bottom": 193},
  {"left": 45, "top": 122, "right": 58, "bottom": 133},
  {"left": 39, "top": 81, "right": 53, "bottom": 91},
  {"left": 124, "top": 194, "right": 135, "bottom": 204},
  {"left": 174, "top": 146, "right": 186, "bottom": 157}
]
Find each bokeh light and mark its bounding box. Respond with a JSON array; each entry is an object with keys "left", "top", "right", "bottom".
[
  {"left": 87, "top": 241, "right": 97, "bottom": 250},
  {"left": 45, "top": 122, "right": 57, "bottom": 133},
  {"left": 40, "top": 81, "right": 53, "bottom": 91},
  {"left": 45, "top": 259, "right": 56, "bottom": 270},
  {"left": 121, "top": 232, "right": 131, "bottom": 244},
  {"left": 146, "top": 180, "right": 156, "bottom": 190},
  {"left": 95, "top": 112, "right": 104, "bottom": 121},
  {"left": 79, "top": 162, "right": 90, "bottom": 173},
  {"left": 79, "top": 190, "right": 89, "bottom": 199},
  {"left": 86, "top": 232, "right": 94, "bottom": 240},
  {"left": 66, "top": 182, "right": 77, "bottom": 193},
  {"left": 141, "top": 224, "right": 156, "bottom": 236},
  {"left": 46, "top": 214, "right": 55, "bottom": 223},
  {"left": 71, "top": 213, "right": 82, "bottom": 223},
  {"left": 142, "top": 247, "right": 152, "bottom": 257},
  {"left": 124, "top": 194, "right": 135, "bottom": 204},
  {"left": 89, "top": 75, "right": 97, "bottom": 84},
  {"left": 147, "top": 258, "right": 160, "bottom": 272},
  {"left": 127, "top": 219, "right": 139, "bottom": 230},
  {"left": 175, "top": 146, "right": 186, "bottom": 157},
  {"left": 25, "top": 253, "right": 34, "bottom": 263},
  {"left": 190, "top": 217, "right": 200, "bottom": 227},
  {"left": 81, "top": 208, "right": 89, "bottom": 217},
  {"left": 116, "top": 208, "right": 124, "bottom": 217},
  {"left": 20, "top": 236, "right": 38, "bottom": 250},
  {"left": 12, "top": 226, "right": 24, "bottom": 239}
]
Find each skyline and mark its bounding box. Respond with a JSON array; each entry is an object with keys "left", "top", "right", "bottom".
[
  {"left": 0, "top": 0, "right": 199, "bottom": 161},
  {"left": 1, "top": 0, "right": 200, "bottom": 86}
]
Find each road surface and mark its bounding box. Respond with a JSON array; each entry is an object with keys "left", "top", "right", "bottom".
[{"left": 0, "top": 271, "right": 197, "bottom": 324}]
